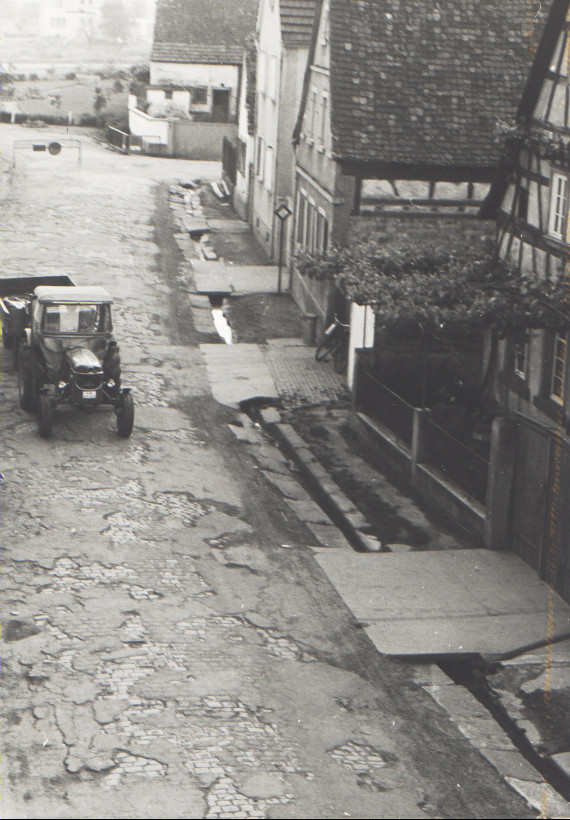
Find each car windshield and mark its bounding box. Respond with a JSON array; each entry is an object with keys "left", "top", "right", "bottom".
[{"left": 42, "top": 303, "right": 111, "bottom": 333}]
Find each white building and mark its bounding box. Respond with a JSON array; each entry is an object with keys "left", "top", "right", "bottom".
[
  {"left": 251, "top": 0, "right": 316, "bottom": 262},
  {"left": 129, "top": 0, "right": 258, "bottom": 159}
]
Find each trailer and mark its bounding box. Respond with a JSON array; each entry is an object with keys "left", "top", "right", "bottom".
[{"left": 1, "top": 275, "right": 75, "bottom": 364}]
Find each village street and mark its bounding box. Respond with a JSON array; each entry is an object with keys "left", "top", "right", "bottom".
[{"left": 0, "top": 128, "right": 542, "bottom": 819}]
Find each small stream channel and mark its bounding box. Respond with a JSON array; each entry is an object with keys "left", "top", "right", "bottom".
[{"left": 209, "top": 295, "right": 233, "bottom": 344}]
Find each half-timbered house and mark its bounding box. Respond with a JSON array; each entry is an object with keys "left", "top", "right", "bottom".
[{"left": 486, "top": 0, "right": 570, "bottom": 429}]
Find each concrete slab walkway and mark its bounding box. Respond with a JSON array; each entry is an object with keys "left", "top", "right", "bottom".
[
  {"left": 200, "top": 343, "right": 278, "bottom": 407},
  {"left": 190, "top": 259, "right": 233, "bottom": 294},
  {"left": 313, "top": 548, "right": 570, "bottom": 656},
  {"left": 227, "top": 264, "right": 281, "bottom": 294},
  {"left": 191, "top": 262, "right": 282, "bottom": 296}
]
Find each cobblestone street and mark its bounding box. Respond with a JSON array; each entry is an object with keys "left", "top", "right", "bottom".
[{"left": 0, "top": 128, "right": 544, "bottom": 818}]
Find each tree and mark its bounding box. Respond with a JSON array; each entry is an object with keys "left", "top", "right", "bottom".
[
  {"left": 101, "top": 0, "right": 133, "bottom": 42},
  {"left": 128, "top": 64, "right": 150, "bottom": 95},
  {"left": 94, "top": 87, "right": 107, "bottom": 115}
]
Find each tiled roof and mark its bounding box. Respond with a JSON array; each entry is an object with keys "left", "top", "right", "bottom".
[
  {"left": 280, "top": 0, "right": 317, "bottom": 47},
  {"left": 152, "top": 0, "right": 257, "bottom": 63},
  {"left": 151, "top": 43, "right": 245, "bottom": 65},
  {"left": 326, "top": 0, "right": 555, "bottom": 168}
]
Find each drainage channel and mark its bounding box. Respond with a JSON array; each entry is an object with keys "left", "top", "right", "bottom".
[
  {"left": 397, "top": 652, "right": 570, "bottom": 802},
  {"left": 209, "top": 294, "right": 233, "bottom": 344},
  {"left": 243, "top": 398, "right": 570, "bottom": 802}
]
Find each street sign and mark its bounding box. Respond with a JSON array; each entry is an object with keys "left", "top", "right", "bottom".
[
  {"left": 274, "top": 204, "right": 292, "bottom": 294},
  {"left": 274, "top": 203, "right": 292, "bottom": 222}
]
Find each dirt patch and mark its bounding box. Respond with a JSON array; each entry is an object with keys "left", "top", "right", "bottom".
[
  {"left": 489, "top": 664, "right": 570, "bottom": 755},
  {"left": 227, "top": 294, "right": 302, "bottom": 344},
  {"left": 199, "top": 186, "right": 269, "bottom": 265}
]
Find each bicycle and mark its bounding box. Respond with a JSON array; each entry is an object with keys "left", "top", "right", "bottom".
[{"left": 315, "top": 315, "right": 350, "bottom": 374}]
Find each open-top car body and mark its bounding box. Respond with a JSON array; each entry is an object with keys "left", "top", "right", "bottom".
[{"left": 2, "top": 280, "right": 134, "bottom": 438}]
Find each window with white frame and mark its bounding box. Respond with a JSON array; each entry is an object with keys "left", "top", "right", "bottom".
[
  {"left": 513, "top": 338, "right": 529, "bottom": 379},
  {"left": 309, "top": 89, "right": 318, "bottom": 138},
  {"left": 296, "top": 191, "right": 306, "bottom": 244},
  {"left": 256, "top": 136, "right": 265, "bottom": 179},
  {"left": 268, "top": 56, "right": 278, "bottom": 101},
  {"left": 316, "top": 209, "right": 329, "bottom": 253},
  {"left": 257, "top": 52, "right": 266, "bottom": 96},
  {"left": 265, "top": 146, "right": 274, "bottom": 191},
  {"left": 550, "top": 332, "right": 567, "bottom": 403},
  {"left": 549, "top": 173, "right": 568, "bottom": 239},
  {"left": 295, "top": 191, "right": 329, "bottom": 254},
  {"left": 319, "top": 94, "right": 328, "bottom": 146}
]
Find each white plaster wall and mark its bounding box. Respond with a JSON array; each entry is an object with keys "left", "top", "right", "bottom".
[
  {"left": 252, "top": 0, "right": 282, "bottom": 255},
  {"left": 348, "top": 303, "right": 375, "bottom": 389},
  {"left": 234, "top": 54, "right": 254, "bottom": 218},
  {"left": 128, "top": 106, "right": 170, "bottom": 144}
]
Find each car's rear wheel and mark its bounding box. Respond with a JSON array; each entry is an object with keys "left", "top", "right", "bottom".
[
  {"left": 116, "top": 391, "right": 134, "bottom": 438},
  {"left": 18, "top": 346, "right": 36, "bottom": 412},
  {"left": 37, "top": 392, "right": 52, "bottom": 439}
]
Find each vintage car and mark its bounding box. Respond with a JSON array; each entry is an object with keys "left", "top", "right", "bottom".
[{"left": 2, "top": 279, "right": 134, "bottom": 439}]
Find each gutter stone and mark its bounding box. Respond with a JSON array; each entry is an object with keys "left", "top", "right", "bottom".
[{"left": 256, "top": 408, "right": 383, "bottom": 554}]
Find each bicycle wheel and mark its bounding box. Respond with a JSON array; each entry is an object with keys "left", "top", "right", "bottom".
[
  {"left": 315, "top": 339, "right": 333, "bottom": 361},
  {"left": 332, "top": 342, "right": 348, "bottom": 374}
]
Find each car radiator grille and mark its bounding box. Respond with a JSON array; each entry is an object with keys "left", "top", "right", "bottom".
[{"left": 75, "top": 372, "right": 103, "bottom": 390}]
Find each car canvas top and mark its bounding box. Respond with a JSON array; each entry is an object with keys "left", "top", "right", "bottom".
[{"left": 34, "top": 285, "right": 113, "bottom": 304}]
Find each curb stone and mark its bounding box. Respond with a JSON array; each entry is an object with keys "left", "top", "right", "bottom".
[
  {"left": 256, "top": 408, "right": 383, "bottom": 553},
  {"left": 421, "top": 666, "right": 570, "bottom": 817}
]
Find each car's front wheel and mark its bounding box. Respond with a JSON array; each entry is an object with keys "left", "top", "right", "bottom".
[
  {"left": 116, "top": 391, "right": 134, "bottom": 438},
  {"left": 37, "top": 391, "right": 52, "bottom": 439}
]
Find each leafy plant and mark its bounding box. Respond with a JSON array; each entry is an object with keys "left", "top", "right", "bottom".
[{"left": 297, "top": 238, "right": 570, "bottom": 338}]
